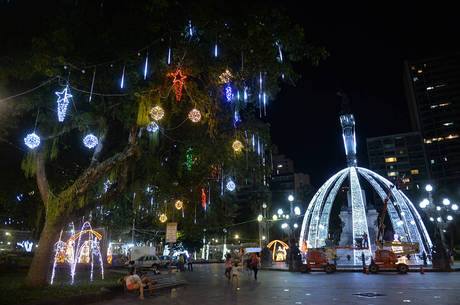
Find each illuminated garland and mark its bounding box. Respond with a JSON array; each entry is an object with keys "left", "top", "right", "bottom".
[
  {"left": 24, "top": 132, "right": 41, "bottom": 149},
  {"left": 175, "top": 200, "right": 183, "bottom": 210},
  {"left": 232, "top": 140, "right": 243, "bottom": 152},
  {"left": 188, "top": 108, "right": 201, "bottom": 122}
]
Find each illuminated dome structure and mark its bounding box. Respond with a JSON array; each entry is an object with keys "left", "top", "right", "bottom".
[{"left": 299, "top": 114, "right": 432, "bottom": 265}]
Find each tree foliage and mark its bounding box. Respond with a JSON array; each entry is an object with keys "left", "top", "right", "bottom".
[{"left": 0, "top": 0, "right": 326, "bottom": 286}]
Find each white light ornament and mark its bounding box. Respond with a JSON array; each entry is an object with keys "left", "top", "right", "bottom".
[
  {"left": 55, "top": 85, "right": 73, "bottom": 122},
  {"left": 146, "top": 121, "right": 159, "bottom": 133},
  {"left": 226, "top": 180, "right": 236, "bottom": 191},
  {"left": 24, "top": 132, "right": 41, "bottom": 149},
  {"left": 83, "top": 134, "right": 99, "bottom": 149}
]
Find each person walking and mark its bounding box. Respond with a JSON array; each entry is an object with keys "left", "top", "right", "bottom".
[
  {"left": 187, "top": 255, "right": 193, "bottom": 271},
  {"left": 224, "top": 254, "right": 232, "bottom": 281},
  {"left": 251, "top": 253, "right": 260, "bottom": 280}
]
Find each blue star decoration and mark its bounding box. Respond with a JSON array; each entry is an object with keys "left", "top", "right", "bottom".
[{"left": 55, "top": 85, "right": 73, "bottom": 122}]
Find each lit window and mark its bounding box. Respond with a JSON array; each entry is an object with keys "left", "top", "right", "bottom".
[
  {"left": 430, "top": 105, "right": 438, "bottom": 109},
  {"left": 424, "top": 139, "right": 432, "bottom": 144},
  {"left": 439, "top": 102, "right": 450, "bottom": 107},
  {"left": 388, "top": 171, "right": 398, "bottom": 177},
  {"left": 431, "top": 160, "right": 435, "bottom": 164},
  {"left": 446, "top": 134, "right": 459, "bottom": 140},
  {"left": 413, "top": 77, "right": 418, "bottom": 81},
  {"left": 426, "top": 86, "right": 434, "bottom": 90},
  {"left": 443, "top": 122, "right": 453, "bottom": 126},
  {"left": 403, "top": 178, "right": 410, "bottom": 183},
  {"left": 385, "top": 157, "right": 397, "bottom": 163},
  {"left": 417, "top": 69, "right": 422, "bottom": 73},
  {"left": 277, "top": 164, "right": 283, "bottom": 168},
  {"left": 411, "top": 169, "right": 419, "bottom": 175}
]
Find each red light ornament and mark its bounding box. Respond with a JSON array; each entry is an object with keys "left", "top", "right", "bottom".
[{"left": 168, "top": 69, "right": 187, "bottom": 101}]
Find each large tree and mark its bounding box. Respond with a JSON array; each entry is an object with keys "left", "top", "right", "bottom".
[{"left": 0, "top": 0, "right": 327, "bottom": 286}]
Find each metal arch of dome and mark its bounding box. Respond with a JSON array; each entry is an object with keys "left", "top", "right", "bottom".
[{"left": 298, "top": 166, "right": 432, "bottom": 265}]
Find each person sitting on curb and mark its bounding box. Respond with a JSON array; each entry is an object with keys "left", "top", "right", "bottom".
[{"left": 118, "top": 267, "right": 157, "bottom": 299}]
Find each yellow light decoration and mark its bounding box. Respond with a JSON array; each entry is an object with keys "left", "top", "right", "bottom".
[
  {"left": 188, "top": 108, "right": 201, "bottom": 123},
  {"left": 232, "top": 140, "right": 243, "bottom": 152},
  {"left": 159, "top": 213, "right": 168, "bottom": 223},
  {"left": 219, "top": 69, "right": 233, "bottom": 84},
  {"left": 175, "top": 200, "right": 183, "bottom": 210},
  {"left": 150, "top": 106, "right": 165, "bottom": 121}
]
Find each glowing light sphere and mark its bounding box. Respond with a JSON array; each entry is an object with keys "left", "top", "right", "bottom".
[
  {"left": 226, "top": 180, "right": 236, "bottom": 191},
  {"left": 425, "top": 184, "right": 433, "bottom": 192},
  {"left": 277, "top": 208, "right": 283, "bottom": 215},
  {"left": 257, "top": 214, "right": 263, "bottom": 222},
  {"left": 419, "top": 199, "right": 429, "bottom": 208},
  {"left": 225, "top": 84, "right": 233, "bottom": 102},
  {"left": 219, "top": 69, "right": 232, "bottom": 84},
  {"left": 262, "top": 203, "right": 267, "bottom": 209},
  {"left": 436, "top": 206, "right": 441, "bottom": 211},
  {"left": 447, "top": 215, "right": 453, "bottom": 221},
  {"left": 288, "top": 195, "right": 294, "bottom": 202},
  {"left": 159, "top": 213, "right": 167, "bottom": 223},
  {"left": 293, "top": 223, "right": 298, "bottom": 228},
  {"left": 175, "top": 200, "right": 183, "bottom": 210},
  {"left": 232, "top": 140, "right": 243, "bottom": 152},
  {"left": 272, "top": 215, "right": 278, "bottom": 220},
  {"left": 146, "top": 121, "right": 159, "bottom": 133},
  {"left": 452, "top": 204, "right": 458, "bottom": 211},
  {"left": 281, "top": 223, "right": 288, "bottom": 229},
  {"left": 188, "top": 108, "right": 201, "bottom": 122},
  {"left": 24, "top": 132, "right": 40, "bottom": 149},
  {"left": 83, "top": 134, "right": 99, "bottom": 149},
  {"left": 436, "top": 217, "right": 442, "bottom": 223},
  {"left": 429, "top": 217, "right": 434, "bottom": 222},
  {"left": 442, "top": 198, "right": 450, "bottom": 205},
  {"left": 150, "top": 106, "right": 165, "bottom": 121},
  {"left": 294, "top": 206, "right": 301, "bottom": 215}
]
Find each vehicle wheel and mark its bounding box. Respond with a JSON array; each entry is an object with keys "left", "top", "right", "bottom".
[
  {"left": 324, "top": 264, "right": 334, "bottom": 274},
  {"left": 369, "top": 264, "right": 379, "bottom": 274},
  {"left": 397, "top": 264, "right": 408, "bottom": 274}
]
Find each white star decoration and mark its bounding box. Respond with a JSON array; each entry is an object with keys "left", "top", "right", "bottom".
[{"left": 55, "top": 85, "right": 72, "bottom": 122}]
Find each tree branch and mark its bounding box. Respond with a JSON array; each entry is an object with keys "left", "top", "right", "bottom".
[{"left": 90, "top": 129, "right": 107, "bottom": 167}]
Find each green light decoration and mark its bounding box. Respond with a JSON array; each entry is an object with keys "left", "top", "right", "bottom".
[{"left": 186, "top": 147, "right": 193, "bottom": 171}]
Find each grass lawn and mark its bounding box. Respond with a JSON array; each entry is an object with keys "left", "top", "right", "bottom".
[{"left": 0, "top": 267, "right": 121, "bottom": 305}]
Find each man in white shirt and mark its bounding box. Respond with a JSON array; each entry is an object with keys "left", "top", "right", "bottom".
[{"left": 118, "top": 267, "right": 155, "bottom": 299}]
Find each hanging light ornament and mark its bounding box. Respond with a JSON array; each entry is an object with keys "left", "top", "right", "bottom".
[
  {"left": 168, "top": 69, "right": 187, "bottom": 101},
  {"left": 159, "top": 213, "right": 168, "bottom": 223},
  {"left": 150, "top": 106, "right": 165, "bottom": 121},
  {"left": 83, "top": 134, "right": 99, "bottom": 149},
  {"left": 175, "top": 200, "right": 183, "bottom": 210},
  {"left": 120, "top": 66, "right": 126, "bottom": 88},
  {"left": 146, "top": 121, "right": 159, "bottom": 133},
  {"left": 24, "top": 132, "right": 41, "bottom": 149},
  {"left": 232, "top": 140, "right": 243, "bottom": 152},
  {"left": 201, "top": 188, "right": 207, "bottom": 208},
  {"left": 168, "top": 47, "right": 172, "bottom": 65},
  {"left": 55, "top": 85, "right": 73, "bottom": 122},
  {"left": 226, "top": 180, "right": 236, "bottom": 192},
  {"left": 244, "top": 87, "right": 248, "bottom": 103},
  {"left": 188, "top": 108, "right": 201, "bottom": 122},
  {"left": 214, "top": 44, "right": 218, "bottom": 57},
  {"left": 219, "top": 69, "right": 232, "bottom": 84},
  {"left": 225, "top": 84, "right": 233, "bottom": 102},
  {"left": 143, "top": 53, "right": 149, "bottom": 80}
]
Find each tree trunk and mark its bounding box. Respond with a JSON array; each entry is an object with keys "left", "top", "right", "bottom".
[{"left": 23, "top": 219, "right": 62, "bottom": 287}]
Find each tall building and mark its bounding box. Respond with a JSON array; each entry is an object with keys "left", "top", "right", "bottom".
[
  {"left": 270, "top": 155, "right": 310, "bottom": 208},
  {"left": 404, "top": 54, "right": 460, "bottom": 186},
  {"left": 367, "top": 132, "right": 429, "bottom": 193}
]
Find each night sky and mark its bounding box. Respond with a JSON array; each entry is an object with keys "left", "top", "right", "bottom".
[{"left": 269, "top": 2, "right": 460, "bottom": 185}]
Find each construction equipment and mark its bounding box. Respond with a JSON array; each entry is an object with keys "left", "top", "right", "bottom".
[
  {"left": 300, "top": 249, "right": 336, "bottom": 274},
  {"left": 369, "top": 184, "right": 418, "bottom": 274}
]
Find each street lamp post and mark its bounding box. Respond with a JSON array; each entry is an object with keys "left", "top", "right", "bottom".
[{"left": 420, "top": 184, "right": 456, "bottom": 270}]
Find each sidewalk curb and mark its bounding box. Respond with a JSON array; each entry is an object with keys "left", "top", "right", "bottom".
[{"left": 20, "top": 281, "right": 186, "bottom": 305}]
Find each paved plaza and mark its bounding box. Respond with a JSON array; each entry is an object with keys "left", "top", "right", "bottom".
[{"left": 97, "top": 264, "right": 460, "bottom": 305}]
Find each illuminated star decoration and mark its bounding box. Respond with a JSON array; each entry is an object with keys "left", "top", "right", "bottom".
[
  {"left": 83, "top": 134, "right": 99, "bottom": 149},
  {"left": 168, "top": 69, "right": 187, "bottom": 101},
  {"left": 150, "top": 106, "right": 165, "bottom": 121},
  {"left": 225, "top": 84, "right": 233, "bottom": 102},
  {"left": 146, "top": 121, "right": 159, "bottom": 133},
  {"left": 55, "top": 85, "right": 73, "bottom": 122},
  {"left": 24, "top": 132, "right": 40, "bottom": 149},
  {"left": 188, "top": 108, "right": 201, "bottom": 122},
  {"left": 226, "top": 180, "right": 236, "bottom": 191},
  {"left": 201, "top": 188, "right": 207, "bottom": 209}
]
